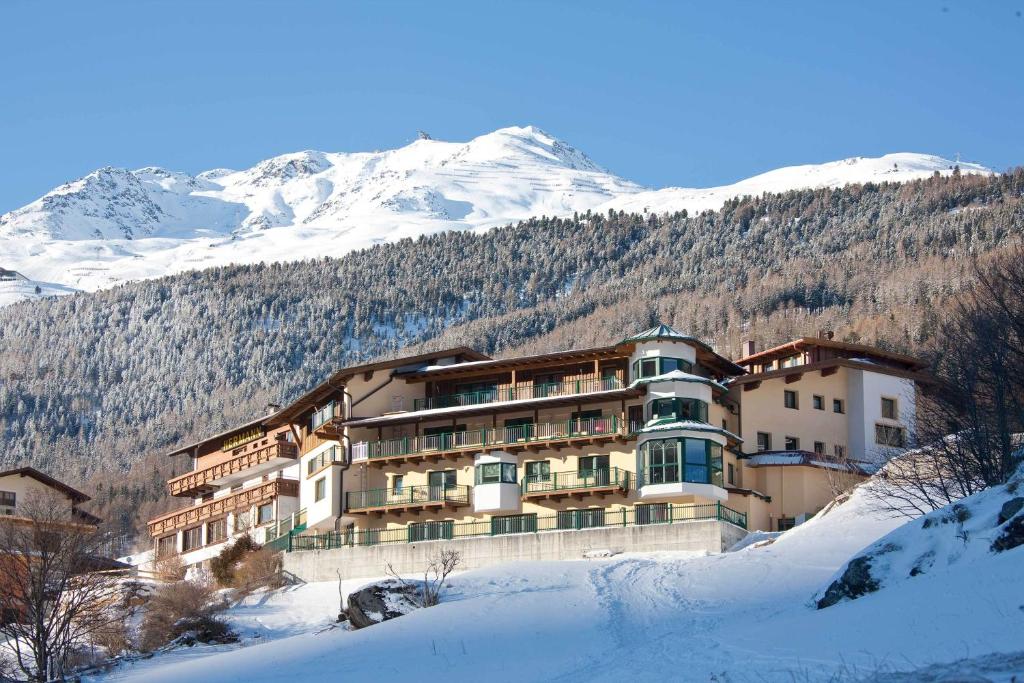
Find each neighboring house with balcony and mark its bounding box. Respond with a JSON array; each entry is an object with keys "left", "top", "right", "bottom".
[
  {"left": 147, "top": 324, "right": 930, "bottom": 565},
  {"left": 146, "top": 416, "right": 302, "bottom": 567}
]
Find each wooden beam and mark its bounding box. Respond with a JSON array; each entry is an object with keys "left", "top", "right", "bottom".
[
  {"left": 821, "top": 366, "right": 838, "bottom": 377},
  {"left": 784, "top": 373, "right": 803, "bottom": 384},
  {"left": 743, "top": 381, "right": 762, "bottom": 392}
]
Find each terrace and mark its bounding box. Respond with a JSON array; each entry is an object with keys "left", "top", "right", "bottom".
[
  {"left": 351, "top": 416, "right": 640, "bottom": 467},
  {"left": 345, "top": 484, "right": 472, "bottom": 515},
  {"left": 520, "top": 466, "right": 632, "bottom": 500}
]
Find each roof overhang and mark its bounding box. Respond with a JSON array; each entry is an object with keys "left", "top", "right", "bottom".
[
  {"left": 268, "top": 346, "right": 491, "bottom": 424},
  {"left": 343, "top": 387, "right": 645, "bottom": 429},
  {"left": 398, "top": 345, "right": 628, "bottom": 382},
  {"left": 728, "top": 358, "right": 932, "bottom": 386},
  {"left": 735, "top": 337, "right": 926, "bottom": 371},
  {"left": 0, "top": 467, "right": 90, "bottom": 503}
]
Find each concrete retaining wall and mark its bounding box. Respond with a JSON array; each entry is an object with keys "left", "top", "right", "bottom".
[{"left": 283, "top": 520, "right": 747, "bottom": 582}]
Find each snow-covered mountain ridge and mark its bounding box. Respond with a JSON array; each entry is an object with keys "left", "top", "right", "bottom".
[{"left": 0, "top": 125, "right": 990, "bottom": 305}]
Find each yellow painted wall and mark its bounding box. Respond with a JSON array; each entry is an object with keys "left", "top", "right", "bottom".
[{"left": 732, "top": 369, "right": 851, "bottom": 457}]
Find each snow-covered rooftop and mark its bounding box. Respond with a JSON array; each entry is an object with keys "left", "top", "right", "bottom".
[{"left": 629, "top": 369, "right": 729, "bottom": 393}]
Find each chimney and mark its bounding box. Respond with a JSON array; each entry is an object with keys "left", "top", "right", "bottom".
[{"left": 743, "top": 340, "right": 756, "bottom": 356}]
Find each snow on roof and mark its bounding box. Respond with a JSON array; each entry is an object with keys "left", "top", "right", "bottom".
[
  {"left": 343, "top": 387, "right": 633, "bottom": 427},
  {"left": 629, "top": 370, "right": 729, "bottom": 393},
  {"left": 621, "top": 322, "right": 696, "bottom": 344},
  {"left": 638, "top": 420, "right": 742, "bottom": 442},
  {"left": 745, "top": 451, "right": 869, "bottom": 473},
  {"left": 417, "top": 359, "right": 496, "bottom": 372}
]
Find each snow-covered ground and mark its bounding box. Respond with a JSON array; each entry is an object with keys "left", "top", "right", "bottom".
[
  {"left": 0, "top": 125, "right": 990, "bottom": 305},
  {"left": 86, "top": 477, "right": 1024, "bottom": 682}
]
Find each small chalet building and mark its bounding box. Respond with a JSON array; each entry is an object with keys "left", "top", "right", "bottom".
[
  {"left": 147, "top": 417, "right": 302, "bottom": 566},
  {"left": 147, "top": 324, "right": 929, "bottom": 565},
  {"left": 0, "top": 467, "right": 101, "bottom": 528}
]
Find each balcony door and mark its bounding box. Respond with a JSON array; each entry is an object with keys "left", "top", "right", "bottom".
[
  {"left": 503, "top": 417, "right": 534, "bottom": 443},
  {"left": 532, "top": 373, "right": 563, "bottom": 398},
  {"left": 578, "top": 454, "right": 610, "bottom": 486},
  {"left": 422, "top": 424, "right": 466, "bottom": 451},
  {"left": 427, "top": 470, "right": 457, "bottom": 500}
]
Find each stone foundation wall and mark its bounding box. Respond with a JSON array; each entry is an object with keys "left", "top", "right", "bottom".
[{"left": 282, "top": 519, "right": 747, "bottom": 582}]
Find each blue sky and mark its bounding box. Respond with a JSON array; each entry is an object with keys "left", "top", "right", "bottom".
[{"left": 1, "top": 1, "right": 1022, "bottom": 211}]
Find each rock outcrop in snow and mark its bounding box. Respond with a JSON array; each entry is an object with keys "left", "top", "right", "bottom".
[{"left": 816, "top": 464, "right": 1024, "bottom": 609}]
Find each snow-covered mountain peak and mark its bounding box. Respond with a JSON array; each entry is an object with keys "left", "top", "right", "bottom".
[
  {"left": 237, "top": 150, "right": 333, "bottom": 188},
  {"left": 0, "top": 126, "right": 992, "bottom": 304}
]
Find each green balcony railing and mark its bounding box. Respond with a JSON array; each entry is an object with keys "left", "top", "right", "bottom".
[
  {"left": 287, "top": 502, "right": 746, "bottom": 552},
  {"left": 521, "top": 467, "right": 632, "bottom": 495},
  {"left": 345, "top": 484, "right": 471, "bottom": 511},
  {"left": 413, "top": 376, "right": 624, "bottom": 412},
  {"left": 352, "top": 416, "right": 635, "bottom": 463}
]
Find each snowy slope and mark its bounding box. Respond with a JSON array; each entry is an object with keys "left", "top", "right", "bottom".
[
  {"left": 0, "top": 126, "right": 990, "bottom": 305},
  {"left": 87, "top": 478, "right": 1024, "bottom": 682},
  {"left": 601, "top": 152, "right": 991, "bottom": 216}
]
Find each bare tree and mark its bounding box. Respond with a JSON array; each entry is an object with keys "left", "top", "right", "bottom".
[
  {"left": 0, "top": 491, "right": 128, "bottom": 681},
  {"left": 385, "top": 548, "right": 461, "bottom": 608},
  {"left": 869, "top": 248, "right": 1024, "bottom": 517}
]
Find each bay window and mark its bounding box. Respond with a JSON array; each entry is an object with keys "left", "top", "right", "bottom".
[
  {"left": 640, "top": 437, "right": 724, "bottom": 487},
  {"left": 475, "top": 462, "right": 517, "bottom": 484},
  {"left": 646, "top": 397, "right": 709, "bottom": 423}
]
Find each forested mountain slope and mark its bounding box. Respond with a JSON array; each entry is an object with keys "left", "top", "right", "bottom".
[{"left": 0, "top": 169, "right": 1021, "bottom": 536}]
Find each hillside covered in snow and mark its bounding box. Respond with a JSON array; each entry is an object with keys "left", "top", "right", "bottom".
[
  {"left": 0, "top": 126, "right": 989, "bottom": 304},
  {"left": 89, "top": 474, "right": 1024, "bottom": 683}
]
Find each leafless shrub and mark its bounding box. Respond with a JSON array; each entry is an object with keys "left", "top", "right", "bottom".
[
  {"left": 152, "top": 553, "right": 186, "bottom": 582},
  {"left": 385, "top": 548, "right": 462, "bottom": 608},
  {"left": 138, "top": 579, "right": 225, "bottom": 652},
  {"left": 0, "top": 491, "right": 129, "bottom": 682},
  {"left": 233, "top": 548, "right": 283, "bottom": 593}
]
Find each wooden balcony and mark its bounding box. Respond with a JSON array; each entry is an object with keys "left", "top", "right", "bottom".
[
  {"left": 148, "top": 479, "right": 299, "bottom": 537},
  {"left": 520, "top": 467, "right": 632, "bottom": 501},
  {"left": 352, "top": 417, "right": 639, "bottom": 468},
  {"left": 313, "top": 415, "right": 346, "bottom": 439},
  {"left": 167, "top": 441, "right": 298, "bottom": 497}
]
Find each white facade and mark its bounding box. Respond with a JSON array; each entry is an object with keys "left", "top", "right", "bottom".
[
  {"left": 473, "top": 451, "right": 521, "bottom": 513},
  {"left": 846, "top": 369, "right": 917, "bottom": 464}
]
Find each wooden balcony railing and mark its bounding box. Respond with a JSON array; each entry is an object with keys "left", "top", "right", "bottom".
[
  {"left": 148, "top": 479, "right": 299, "bottom": 537},
  {"left": 167, "top": 441, "right": 298, "bottom": 497}
]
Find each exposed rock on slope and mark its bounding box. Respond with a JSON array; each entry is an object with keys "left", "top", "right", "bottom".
[{"left": 817, "top": 465, "right": 1024, "bottom": 609}]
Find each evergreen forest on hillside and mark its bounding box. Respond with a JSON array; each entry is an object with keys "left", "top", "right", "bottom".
[{"left": 1, "top": 169, "right": 1021, "bottom": 539}]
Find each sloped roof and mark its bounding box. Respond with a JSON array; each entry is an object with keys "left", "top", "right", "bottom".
[
  {"left": 0, "top": 467, "right": 91, "bottom": 503},
  {"left": 621, "top": 322, "right": 747, "bottom": 377},
  {"left": 621, "top": 323, "right": 696, "bottom": 344}
]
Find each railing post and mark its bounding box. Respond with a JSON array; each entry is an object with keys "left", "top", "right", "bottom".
[{"left": 716, "top": 501, "right": 721, "bottom": 521}]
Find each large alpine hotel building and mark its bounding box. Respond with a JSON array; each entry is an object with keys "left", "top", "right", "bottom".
[{"left": 148, "top": 325, "right": 925, "bottom": 566}]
